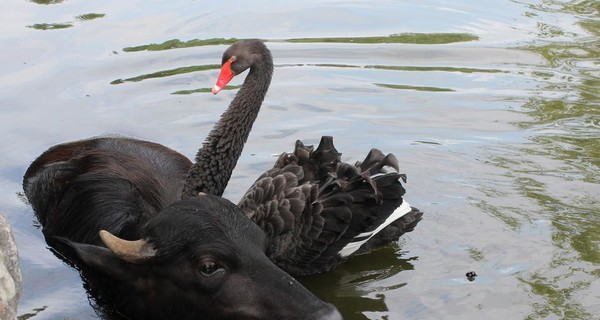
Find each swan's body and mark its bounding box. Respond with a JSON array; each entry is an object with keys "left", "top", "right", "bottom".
[
  {"left": 236, "top": 136, "right": 422, "bottom": 275},
  {"left": 22, "top": 39, "right": 421, "bottom": 319}
]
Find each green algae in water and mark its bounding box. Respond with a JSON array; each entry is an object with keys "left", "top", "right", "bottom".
[
  {"left": 27, "top": 23, "right": 73, "bottom": 30},
  {"left": 172, "top": 85, "right": 241, "bottom": 95},
  {"left": 111, "top": 65, "right": 221, "bottom": 85},
  {"left": 123, "top": 38, "right": 240, "bottom": 52},
  {"left": 28, "top": 0, "right": 64, "bottom": 4},
  {"left": 28, "top": 13, "right": 105, "bottom": 31},
  {"left": 366, "top": 65, "right": 505, "bottom": 74},
  {"left": 286, "top": 33, "right": 479, "bottom": 44},
  {"left": 121, "top": 33, "right": 478, "bottom": 53},
  {"left": 467, "top": 247, "right": 485, "bottom": 262},
  {"left": 374, "top": 83, "right": 455, "bottom": 92},
  {"left": 75, "top": 13, "right": 106, "bottom": 22}
]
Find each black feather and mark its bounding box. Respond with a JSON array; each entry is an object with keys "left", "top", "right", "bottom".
[{"left": 238, "top": 136, "right": 422, "bottom": 275}]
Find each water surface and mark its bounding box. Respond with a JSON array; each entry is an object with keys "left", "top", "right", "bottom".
[{"left": 1, "top": 1, "right": 598, "bottom": 319}]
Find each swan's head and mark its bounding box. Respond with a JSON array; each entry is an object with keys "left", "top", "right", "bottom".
[{"left": 213, "top": 39, "right": 272, "bottom": 94}]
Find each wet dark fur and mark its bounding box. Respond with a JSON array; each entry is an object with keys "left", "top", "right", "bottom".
[{"left": 23, "top": 137, "right": 339, "bottom": 320}]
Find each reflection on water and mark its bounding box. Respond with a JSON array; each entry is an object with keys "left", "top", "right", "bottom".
[
  {"left": 1, "top": 0, "right": 599, "bottom": 319},
  {"left": 285, "top": 33, "right": 479, "bottom": 44},
  {"left": 300, "top": 246, "right": 416, "bottom": 320},
  {"left": 491, "top": 1, "right": 599, "bottom": 318}
]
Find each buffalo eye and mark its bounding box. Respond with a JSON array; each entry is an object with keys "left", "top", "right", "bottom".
[{"left": 199, "top": 258, "right": 221, "bottom": 276}]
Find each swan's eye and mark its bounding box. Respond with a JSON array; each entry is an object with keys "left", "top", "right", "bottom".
[
  {"left": 229, "top": 56, "right": 236, "bottom": 63},
  {"left": 199, "top": 259, "right": 221, "bottom": 276}
]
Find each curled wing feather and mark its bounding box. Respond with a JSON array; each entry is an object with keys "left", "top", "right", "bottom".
[{"left": 238, "top": 136, "right": 418, "bottom": 275}]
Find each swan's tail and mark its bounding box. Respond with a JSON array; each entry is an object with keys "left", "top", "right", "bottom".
[
  {"left": 337, "top": 145, "right": 423, "bottom": 257},
  {"left": 248, "top": 136, "right": 423, "bottom": 274},
  {"left": 339, "top": 200, "right": 422, "bottom": 257}
]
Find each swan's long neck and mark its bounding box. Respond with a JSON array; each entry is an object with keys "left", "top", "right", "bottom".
[{"left": 182, "top": 58, "right": 273, "bottom": 198}]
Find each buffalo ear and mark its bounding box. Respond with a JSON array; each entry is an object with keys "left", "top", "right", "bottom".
[{"left": 57, "top": 238, "right": 137, "bottom": 281}]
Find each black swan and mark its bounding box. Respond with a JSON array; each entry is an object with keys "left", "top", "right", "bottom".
[{"left": 22, "top": 39, "right": 421, "bottom": 319}]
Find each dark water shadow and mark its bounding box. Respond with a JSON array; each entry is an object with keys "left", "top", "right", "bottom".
[{"left": 299, "top": 245, "right": 417, "bottom": 320}]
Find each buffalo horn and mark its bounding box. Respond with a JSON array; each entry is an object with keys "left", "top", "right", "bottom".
[{"left": 99, "top": 230, "right": 157, "bottom": 263}]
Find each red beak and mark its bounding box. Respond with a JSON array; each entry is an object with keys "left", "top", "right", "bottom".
[{"left": 212, "top": 60, "right": 235, "bottom": 94}]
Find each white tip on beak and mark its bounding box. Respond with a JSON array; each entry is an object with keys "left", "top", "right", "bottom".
[{"left": 212, "top": 85, "right": 222, "bottom": 94}]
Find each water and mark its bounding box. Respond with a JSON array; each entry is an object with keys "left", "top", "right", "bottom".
[{"left": 1, "top": 0, "right": 598, "bottom": 319}]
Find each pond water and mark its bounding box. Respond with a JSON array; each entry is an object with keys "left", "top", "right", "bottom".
[{"left": 1, "top": 0, "right": 598, "bottom": 319}]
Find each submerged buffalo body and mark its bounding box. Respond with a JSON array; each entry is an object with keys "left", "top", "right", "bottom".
[{"left": 23, "top": 137, "right": 341, "bottom": 320}]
